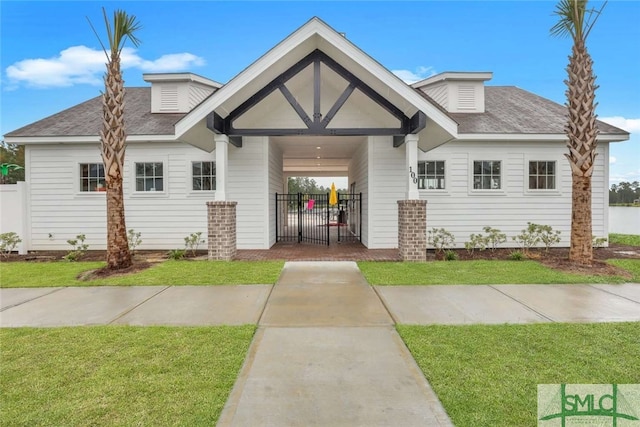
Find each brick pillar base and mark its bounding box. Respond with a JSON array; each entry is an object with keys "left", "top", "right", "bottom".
[
  {"left": 398, "top": 200, "right": 427, "bottom": 262},
  {"left": 207, "top": 201, "right": 237, "bottom": 261}
]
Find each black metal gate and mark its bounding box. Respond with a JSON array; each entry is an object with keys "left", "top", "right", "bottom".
[{"left": 275, "top": 192, "right": 362, "bottom": 245}]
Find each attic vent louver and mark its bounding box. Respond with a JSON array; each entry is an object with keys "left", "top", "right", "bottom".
[
  {"left": 160, "top": 85, "right": 179, "bottom": 111},
  {"left": 458, "top": 85, "right": 476, "bottom": 110}
]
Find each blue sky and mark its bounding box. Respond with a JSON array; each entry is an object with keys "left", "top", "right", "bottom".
[{"left": 1, "top": 0, "right": 639, "bottom": 187}]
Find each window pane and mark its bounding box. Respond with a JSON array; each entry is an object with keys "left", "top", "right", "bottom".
[
  {"left": 211, "top": 162, "right": 216, "bottom": 177},
  {"left": 482, "top": 162, "right": 491, "bottom": 174},
  {"left": 492, "top": 177, "right": 501, "bottom": 189},
  {"left": 418, "top": 178, "right": 425, "bottom": 190},
  {"left": 80, "top": 164, "right": 89, "bottom": 177},
  {"left": 547, "top": 176, "right": 555, "bottom": 189},
  {"left": 426, "top": 161, "right": 435, "bottom": 175},
  {"left": 436, "top": 161, "right": 445, "bottom": 175},
  {"left": 204, "top": 177, "right": 213, "bottom": 191},
  {"left": 136, "top": 178, "right": 144, "bottom": 191},
  {"left": 538, "top": 176, "right": 546, "bottom": 189},
  {"left": 529, "top": 176, "right": 537, "bottom": 189},
  {"left": 473, "top": 161, "right": 482, "bottom": 175},
  {"left": 192, "top": 162, "right": 202, "bottom": 176},
  {"left": 136, "top": 163, "right": 144, "bottom": 176},
  {"left": 492, "top": 161, "right": 501, "bottom": 175},
  {"left": 474, "top": 177, "right": 482, "bottom": 189},
  {"left": 193, "top": 178, "right": 201, "bottom": 190},
  {"left": 155, "top": 163, "right": 163, "bottom": 176},
  {"left": 145, "top": 178, "right": 154, "bottom": 191},
  {"left": 547, "top": 162, "right": 555, "bottom": 174},
  {"left": 202, "top": 161, "right": 211, "bottom": 175},
  {"left": 81, "top": 180, "right": 89, "bottom": 192},
  {"left": 529, "top": 162, "right": 537, "bottom": 175},
  {"left": 418, "top": 162, "right": 425, "bottom": 175}
]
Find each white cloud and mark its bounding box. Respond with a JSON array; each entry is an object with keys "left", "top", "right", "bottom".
[
  {"left": 599, "top": 116, "right": 640, "bottom": 133},
  {"left": 5, "top": 45, "right": 206, "bottom": 88},
  {"left": 610, "top": 156, "right": 617, "bottom": 164},
  {"left": 391, "top": 66, "right": 436, "bottom": 84},
  {"left": 610, "top": 169, "right": 640, "bottom": 185}
]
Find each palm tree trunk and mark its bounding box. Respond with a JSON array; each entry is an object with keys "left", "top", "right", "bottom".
[
  {"left": 102, "top": 54, "right": 132, "bottom": 270},
  {"left": 565, "top": 40, "right": 598, "bottom": 266},
  {"left": 569, "top": 174, "right": 593, "bottom": 264}
]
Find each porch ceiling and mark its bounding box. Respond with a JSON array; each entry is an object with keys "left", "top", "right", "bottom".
[{"left": 274, "top": 135, "right": 364, "bottom": 174}]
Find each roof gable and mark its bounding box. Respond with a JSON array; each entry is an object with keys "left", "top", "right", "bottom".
[{"left": 175, "top": 17, "right": 458, "bottom": 151}]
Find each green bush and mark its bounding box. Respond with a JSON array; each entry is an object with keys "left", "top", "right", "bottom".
[
  {"left": 64, "top": 234, "right": 89, "bottom": 262},
  {"left": 0, "top": 232, "right": 21, "bottom": 257}
]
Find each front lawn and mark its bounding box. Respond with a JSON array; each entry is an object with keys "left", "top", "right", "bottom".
[
  {"left": 607, "top": 258, "right": 640, "bottom": 282},
  {"left": 609, "top": 233, "right": 640, "bottom": 246},
  {"left": 398, "top": 322, "right": 640, "bottom": 427},
  {"left": 1, "top": 326, "right": 255, "bottom": 426},
  {"left": 358, "top": 260, "right": 634, "bottom": 285},
  {"left": 0, "top": 260, "right": 284, "bottom": 288}
]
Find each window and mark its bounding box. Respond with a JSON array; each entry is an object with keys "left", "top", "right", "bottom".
[
  {"left": 529, "top": 161, "right": 556, "bottom": 190},
  {"left": 192, "top": 161, "right": 216, "bottom": 191},
  {"left": 418, "top": 161, "right": 445, "bottom": 190},
  {"left": 473, "top": 160, "right": 501, "bottom": 190},
  {"left": 80, "top": 163, "right": 105, "bottom": 192},
  {"left": 135, "top": 162, "right": 163, "bottom": 192}
]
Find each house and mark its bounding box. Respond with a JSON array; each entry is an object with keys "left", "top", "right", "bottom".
[{"left": 3, "top": 17, "right": 629, "bottom": 260}]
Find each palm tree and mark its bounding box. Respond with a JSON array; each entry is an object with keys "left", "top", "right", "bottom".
[
  {"left": 551, "top": 0, "right": 606, "bottom": 265},
  {"left": 89, "top": 8, "right": 141, "bottom": 269}
]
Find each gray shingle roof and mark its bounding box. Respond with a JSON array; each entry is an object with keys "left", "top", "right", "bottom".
[
  {"left": 451, "top": 86, "right": 627, "bottom": 135},
  {"left": 5, "top": 88, "right": 185, "bottom": 137},
  {"left": 6, "top": 85, "right": 627, "bottom": 138}
]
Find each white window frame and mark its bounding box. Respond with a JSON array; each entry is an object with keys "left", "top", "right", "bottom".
[
  {"left": 524, "top": 157, "right": 562, "bottom": 195},
  {"left": 130, "top": 158, "right": 168, "bottom": 196},
  {"left": 417, "top": 160, "right": 447, "bottom": 192},
  {"left": 469, "top": 158, "right": 506, "bottom": 195},
  {"left": 75, "top": 161, "right": 106, "bottom": 197},
  {"left": 189, "top": 160, "right": 216, "bottom": 194}
]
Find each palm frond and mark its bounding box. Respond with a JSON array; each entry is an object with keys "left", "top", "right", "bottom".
[{"left": 550, "top": 0, "right": 607, "bottom": 41}]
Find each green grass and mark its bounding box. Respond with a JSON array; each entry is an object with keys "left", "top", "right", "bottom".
[
  {"left": 398, "top": 322, "right": 640, "bottom": 427},
  {"left": 607, "top": 258, "right": 640, "bottom": 281},
  {"left": 609, "top": 233, "right": 640, "bottom": 246},
  {"left": 358, "top": 260, "right": 631, "bottom": 285},
  {"left": 0, "top": 260, "right": 284, "bottom": 288},
  {"left": 0, "top": 326, "right": 255, "bottom": 426},
  {"left": 0, "top": 261, "right": 105, "bottom": 287}
]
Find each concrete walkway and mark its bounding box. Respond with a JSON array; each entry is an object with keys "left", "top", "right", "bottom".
[{"left": 2, "top": 262, "right": 640, "bottom": 426}]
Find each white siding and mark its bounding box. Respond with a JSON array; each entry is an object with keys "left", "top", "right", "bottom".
[
  {"left": 367, "top": 136, "right": 405, "bottom": 248},
  {"left": 348, "top": 140, "right": 369, "bottom": 246},
  {"left": 422, "top": 83, "right": 448, "bottom": 110},
  {"left": 268, "top": 139, "right": 283, "bottom": 247},
  {"left": 418, "top": 140, "right": 609, "bottom": 248},
  {"left": 28, "top": 142, "right": 216, "bottom": 250},
  {"left": 228, "top": 136, "right": 270, "bottom": 249}
]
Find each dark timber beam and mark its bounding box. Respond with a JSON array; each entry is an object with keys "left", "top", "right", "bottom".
[
  {"left": 214, "top": 49, "right": 429, "bottom": 139},
  {"left": 393, "top": 136, "right": 406, "bottom": 147},
  {"left": 229, "top": 136, "right": 242, "bottom": 147}
]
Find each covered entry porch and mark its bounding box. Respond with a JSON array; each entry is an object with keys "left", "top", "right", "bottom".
[{"left": 174, "top": 18, "right": 458, "bottom": 260}]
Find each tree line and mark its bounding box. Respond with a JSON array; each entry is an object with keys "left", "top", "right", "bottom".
[
  {"left": 287, "top": 177, "right": 347, "bottom": 194},
  {"left": 610, "top": 181, "right": 640, "bottom": 205}
]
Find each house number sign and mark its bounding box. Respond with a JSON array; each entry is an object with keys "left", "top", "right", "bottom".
[{"left": 409, "top": 167, "right": 418, "bottom": 184}]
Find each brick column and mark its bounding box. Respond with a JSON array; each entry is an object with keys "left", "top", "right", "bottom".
[
  {"left": 398, "top": 200, "right": 427, "bottom": 262},
  {"left": 207, "top": 201, "right": 237, "bottom": 261}
]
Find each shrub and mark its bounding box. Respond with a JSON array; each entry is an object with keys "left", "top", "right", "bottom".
[
  {"left": 509, "top": 251, "right": 524, "bottom": 261},
  {"left": 168, "top": 249, "right": 186, "bottom": 260},
  {"left": 184, "top": 232, "right": 205, "bottom": 257},
  {"left": 64, "top": 234, "right": 89, "bottom": 262},
  {"left": 428, "top": 228, "right": 455, "bottom": 254},
  {"left": 465, "top": 233, "right": 487, "bottom": 255},
  {"left": 592, "top": 236, "right": 608, "bottom": 249},
  {"left": 512, "top": 223, "right": 561, "bottom": 254},
  {"left": 512, "top": 223, "right": 541, "bottom": 253},
  {"left": 444, "top": 250, "right": 458, "bottom": 261},
  {"left": 0, "top": 232, "right": 21, "bottom": 257},
  {"left": 127, "top": 229, "right": 142, "bottom": 254},
  {"left": 537, "top": 224, "right": 561, "bottom": 252},
  {"left": 482, "top": 226, "right": 507, "bottom": 252}
]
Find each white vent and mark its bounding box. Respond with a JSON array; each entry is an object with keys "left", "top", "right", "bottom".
[
  {"left": 458, "top": 85, "right": 476, "bottom": 110},
  {"left": 160, "top": 85, "right": 179, "bottom": 111}
]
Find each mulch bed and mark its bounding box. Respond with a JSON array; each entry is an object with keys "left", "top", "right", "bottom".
[{"left": 1, "top": 245, "right": 638, "bottom": 280}]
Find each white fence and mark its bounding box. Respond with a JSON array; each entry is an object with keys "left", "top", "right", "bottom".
[
  {"left": 609, "top": 206, "right": 640, "bottom": 235},
  {"left": 0, "top": 182, "right": 28, "bottom": 254}
]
